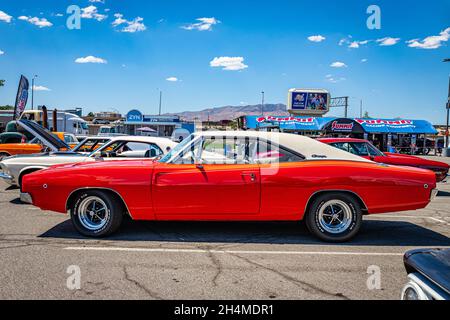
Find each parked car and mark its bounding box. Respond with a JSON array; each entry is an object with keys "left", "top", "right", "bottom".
[
  {"left": 22, "top": 131, "right": 437, "bottom": 242},
  {"left": 0, "top": 121, "right": 177, "bottom": 188},
  {"left": 0, "top": 120, "right": 71, "bottom": 160},
  {"left": 53, "top": 132, "right": 79, "bottom": 149},
  {"left": 402, "top": 248, "right": 450, "bottom": 300},
  {"left": 318, "top": 138, "right": 449, "bottom": 182},
  {"left": 92, "top": 118, "right": 110, "bottom": 125}
]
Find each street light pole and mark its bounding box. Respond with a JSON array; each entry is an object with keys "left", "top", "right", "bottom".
[
  {"left": 31, "top": 75, "right": 38, "bottom": 110},
  {"left": 261, "top": 91, "right": 265, "bottom": 116},
  {"left": 158, "top": 90, "right": 162, "bottom": 116}
]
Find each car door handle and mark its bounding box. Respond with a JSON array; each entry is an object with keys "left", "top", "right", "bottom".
[{"left": 241, "top": 173, "right": 257, "bottom": 182}]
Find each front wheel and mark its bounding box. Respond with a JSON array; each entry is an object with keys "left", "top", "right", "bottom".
[
  {"left": 70, "top": 190, "right": 124, "bottom": 237},
  {"left": 305, "top": 193, "right": 362, "bottom": 242}
]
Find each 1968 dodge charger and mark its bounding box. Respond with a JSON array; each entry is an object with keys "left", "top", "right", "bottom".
[{"left": 21, "top": 131, "right": 438, "bottom": 242}]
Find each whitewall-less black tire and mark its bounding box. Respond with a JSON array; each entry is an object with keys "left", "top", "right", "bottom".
[
  {"left": 305, "top": 192, "right": 362, "bottom": 243},
  {"left": 70, "top": 190, "right": 124, "bottom": 237}
]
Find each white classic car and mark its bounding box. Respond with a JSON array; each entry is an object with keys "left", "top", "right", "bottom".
[{"left": 0, "top": 120, "right": 177, "bottom": 187}]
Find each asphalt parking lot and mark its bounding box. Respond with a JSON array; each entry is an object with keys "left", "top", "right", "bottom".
[{"left": 0, "top": 165, "right": 449, "bottom": 300}]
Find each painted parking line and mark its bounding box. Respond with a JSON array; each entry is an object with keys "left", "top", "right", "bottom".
[
  {"left": 366, "top": 215, "right": 449, "bottom": 225},
  {"left": 65, "top": 247, "right": 404, "bottom": 256}
]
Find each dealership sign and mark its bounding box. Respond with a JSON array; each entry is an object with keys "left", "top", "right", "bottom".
[{"left": 287, "top": 88, "right": 330, "bottom": 115}]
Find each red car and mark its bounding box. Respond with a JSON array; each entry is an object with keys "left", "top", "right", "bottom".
[
  {"left": 318, "top": 138, "right": 449, "bottom": 182},
  {"left": 21, "top": 131, "right": 437, "bottom": 242}
]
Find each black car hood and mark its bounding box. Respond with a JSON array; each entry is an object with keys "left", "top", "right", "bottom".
[
  {"left": 17, "top": 119, "right": 70, "bottom": 151},
  {"left": 404, "top": 248, "right": 450, "bottom": 295}
]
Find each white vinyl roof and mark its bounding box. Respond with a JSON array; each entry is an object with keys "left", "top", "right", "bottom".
[{"left": 194, "top": 131, "right": 372, "bottom": 162}]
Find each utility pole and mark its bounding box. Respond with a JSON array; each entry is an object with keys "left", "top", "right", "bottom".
[
  {"left": 261, "top": 91, "right": 265, "bottom": 116},
  {"left": 446, "top": 75, "right": 450, "bottom": 151},
  {"left": 31, "top": 75, "right": 38, "bottom": 110},
  {"left": 444, "top": 58, "right": 450, "bottom": 154},
  {"left": 360, "top": 100, "right": 363, "bottom": 118},
  {"left": 344, "top": 96, "right": 349, "bottom": 118},
  {"left": 158, "top": 90, "right": 162, "bottom": 116}
]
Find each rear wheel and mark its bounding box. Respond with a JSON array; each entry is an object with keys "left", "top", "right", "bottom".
[
  {"left": 305, "top": 193, "right": 362, "bottom": 242},
  {"left": 70, "top": 190, "right": 124, "bottom": 237}
]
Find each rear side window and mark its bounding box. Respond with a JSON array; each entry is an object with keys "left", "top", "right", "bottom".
[{"left": 253, "top": 139, "right": 304, "bottom": 164}]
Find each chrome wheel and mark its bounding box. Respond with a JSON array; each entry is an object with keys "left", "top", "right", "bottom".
[
  {"left": 318, "top": 200, "right": 352, "bottom": 234},
  {"left": 77, "top": 196, "right": 110, "bottom": 231}
]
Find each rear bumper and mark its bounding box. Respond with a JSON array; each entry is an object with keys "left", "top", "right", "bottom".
[{"left": 20, "top": 192, "right": 33, "bottom": 204}]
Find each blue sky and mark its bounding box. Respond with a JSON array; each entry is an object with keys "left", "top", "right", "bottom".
[{"left": 0, "top": 0, "right": 449, "bottom": 123}]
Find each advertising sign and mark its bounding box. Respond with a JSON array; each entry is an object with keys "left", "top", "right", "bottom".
[
  {"left": 288, "top": 89, "right": 330, "bottom": 115},
  {"left": 126, "top": 109, "right": 143, "bottom": 122},
  {"left": 13, "top": 75, "right": 29, "bottom": 120}
]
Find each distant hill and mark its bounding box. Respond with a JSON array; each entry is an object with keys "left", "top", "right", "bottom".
[{"left": 164, "top": 104, "right": 289, "bottom": 122}]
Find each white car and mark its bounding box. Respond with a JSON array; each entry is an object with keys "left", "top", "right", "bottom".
[{"left": 0, "top": 120, "right": 177, "bottom": 187}]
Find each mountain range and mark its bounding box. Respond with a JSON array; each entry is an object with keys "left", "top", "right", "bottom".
[{"left": 164, "top": 104, "right": 289, "bottom": 122}]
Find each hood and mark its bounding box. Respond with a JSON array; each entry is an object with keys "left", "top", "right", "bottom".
[
  {"left": 45, "top": 159, "right": 156, "bottom": 171},
  {"left": 384, "top": 153, "right": 450, "bottom": 169},
  {"left": 17, "top": 119, "right": 70, "bottom": 151}
]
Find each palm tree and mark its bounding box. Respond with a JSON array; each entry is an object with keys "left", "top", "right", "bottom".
[{"left": 0, "top": 79, "right": 5, "bottom": 87}]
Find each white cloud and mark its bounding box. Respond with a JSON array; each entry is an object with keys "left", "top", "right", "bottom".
[
  {"left": 112, "top": 13, "right": 146, "bottom": 33},
  {"left": 182, "top": 17, "right": 220, "bottom": 31},
  {"left": 166, "top": 77, "right": 179, "bottom": 82},
  {"left": 330, "top": 61, "right": 347, "bottom": 68},
  {"left": 348, "top": 40, "right": 370, "bottom": 49},
  {"left": 210, "top": 56, "right": 248, "bottom": 71},
  {"left": 307, "top": 35, "right": 326, "bottom": 42},
  {"left": 89, "top": 0, "right": 105, "bottom": 3},
  {"left": 18, "top": 16, "right": 53, "bottom": 28},
  {"left": 361, "top": 58, "right": 368, "bottom": 63},
  {"left": 0, "top": 50, "right": 4, "bottom": 55},
  {"left": 376, "top": 37, "right": 400, "bottom": 46},
  {"left": 75, "top": 56, "right": 107, "bottom": 64},
  {"left": 33, "top": 85, "right": 51, "bottom": 91},
  {"left": 81, "top": 5, "right": 107, "bottom": 21},
  {"left": 55, "top": 13, "right": 64, "bottom": 17},
  {"left": 325, "top": 74, "right": 346, "bottom": 83},
  {"left": 407, "top": 27, "right": 450, "bottom": 49},
  {"left": 0, "top": 10, "right": 12, "bottom": 23}
]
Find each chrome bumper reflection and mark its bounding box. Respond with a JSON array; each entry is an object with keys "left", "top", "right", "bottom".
[
  {"left": 430, "top": 189, "right": 439, "bottom": 201},
  {"left": 20, "top": 192, "right": 33, "bottom": 204},
  {"left": 0, "top": 171, "right": 13, "bottom": 182}
]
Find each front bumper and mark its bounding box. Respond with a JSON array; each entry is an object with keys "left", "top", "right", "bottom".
[
  {"left": 430, "top": 189, "right": 439, "bottom": 201},
  {"left": 20, "top": 192, "right": 33, "bottom": 204},
  {"left": 0, "top": 171, "right": 13, "bottom": 184}
]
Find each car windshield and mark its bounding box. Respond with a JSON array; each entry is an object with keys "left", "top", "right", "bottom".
[{"left": 159, "top": 134, "right": 195, "bottom": 163}]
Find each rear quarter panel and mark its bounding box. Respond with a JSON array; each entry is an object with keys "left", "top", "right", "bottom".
[{"left": 260, "top": 160, "right": 436, "bottom": 219}]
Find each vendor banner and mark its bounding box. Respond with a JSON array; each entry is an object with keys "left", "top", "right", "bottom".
[{"left": 13, "top": 75, "right": 29, "bottom": 120}]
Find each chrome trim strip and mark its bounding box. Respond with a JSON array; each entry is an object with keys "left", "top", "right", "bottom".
[
  {"left": 406, "top": 273, "right": 446, "bottom": 300},
  {"left": 65, "top": 187, "right": 132, "bottom": 217}
]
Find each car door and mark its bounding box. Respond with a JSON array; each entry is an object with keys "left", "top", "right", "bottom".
[{"left": 152, "top": 135, "right": 261, "bottom": 217}]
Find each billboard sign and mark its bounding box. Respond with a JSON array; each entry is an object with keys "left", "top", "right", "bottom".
[{"left": 288, "top": 88, "right": 330, "bottom": 115}]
